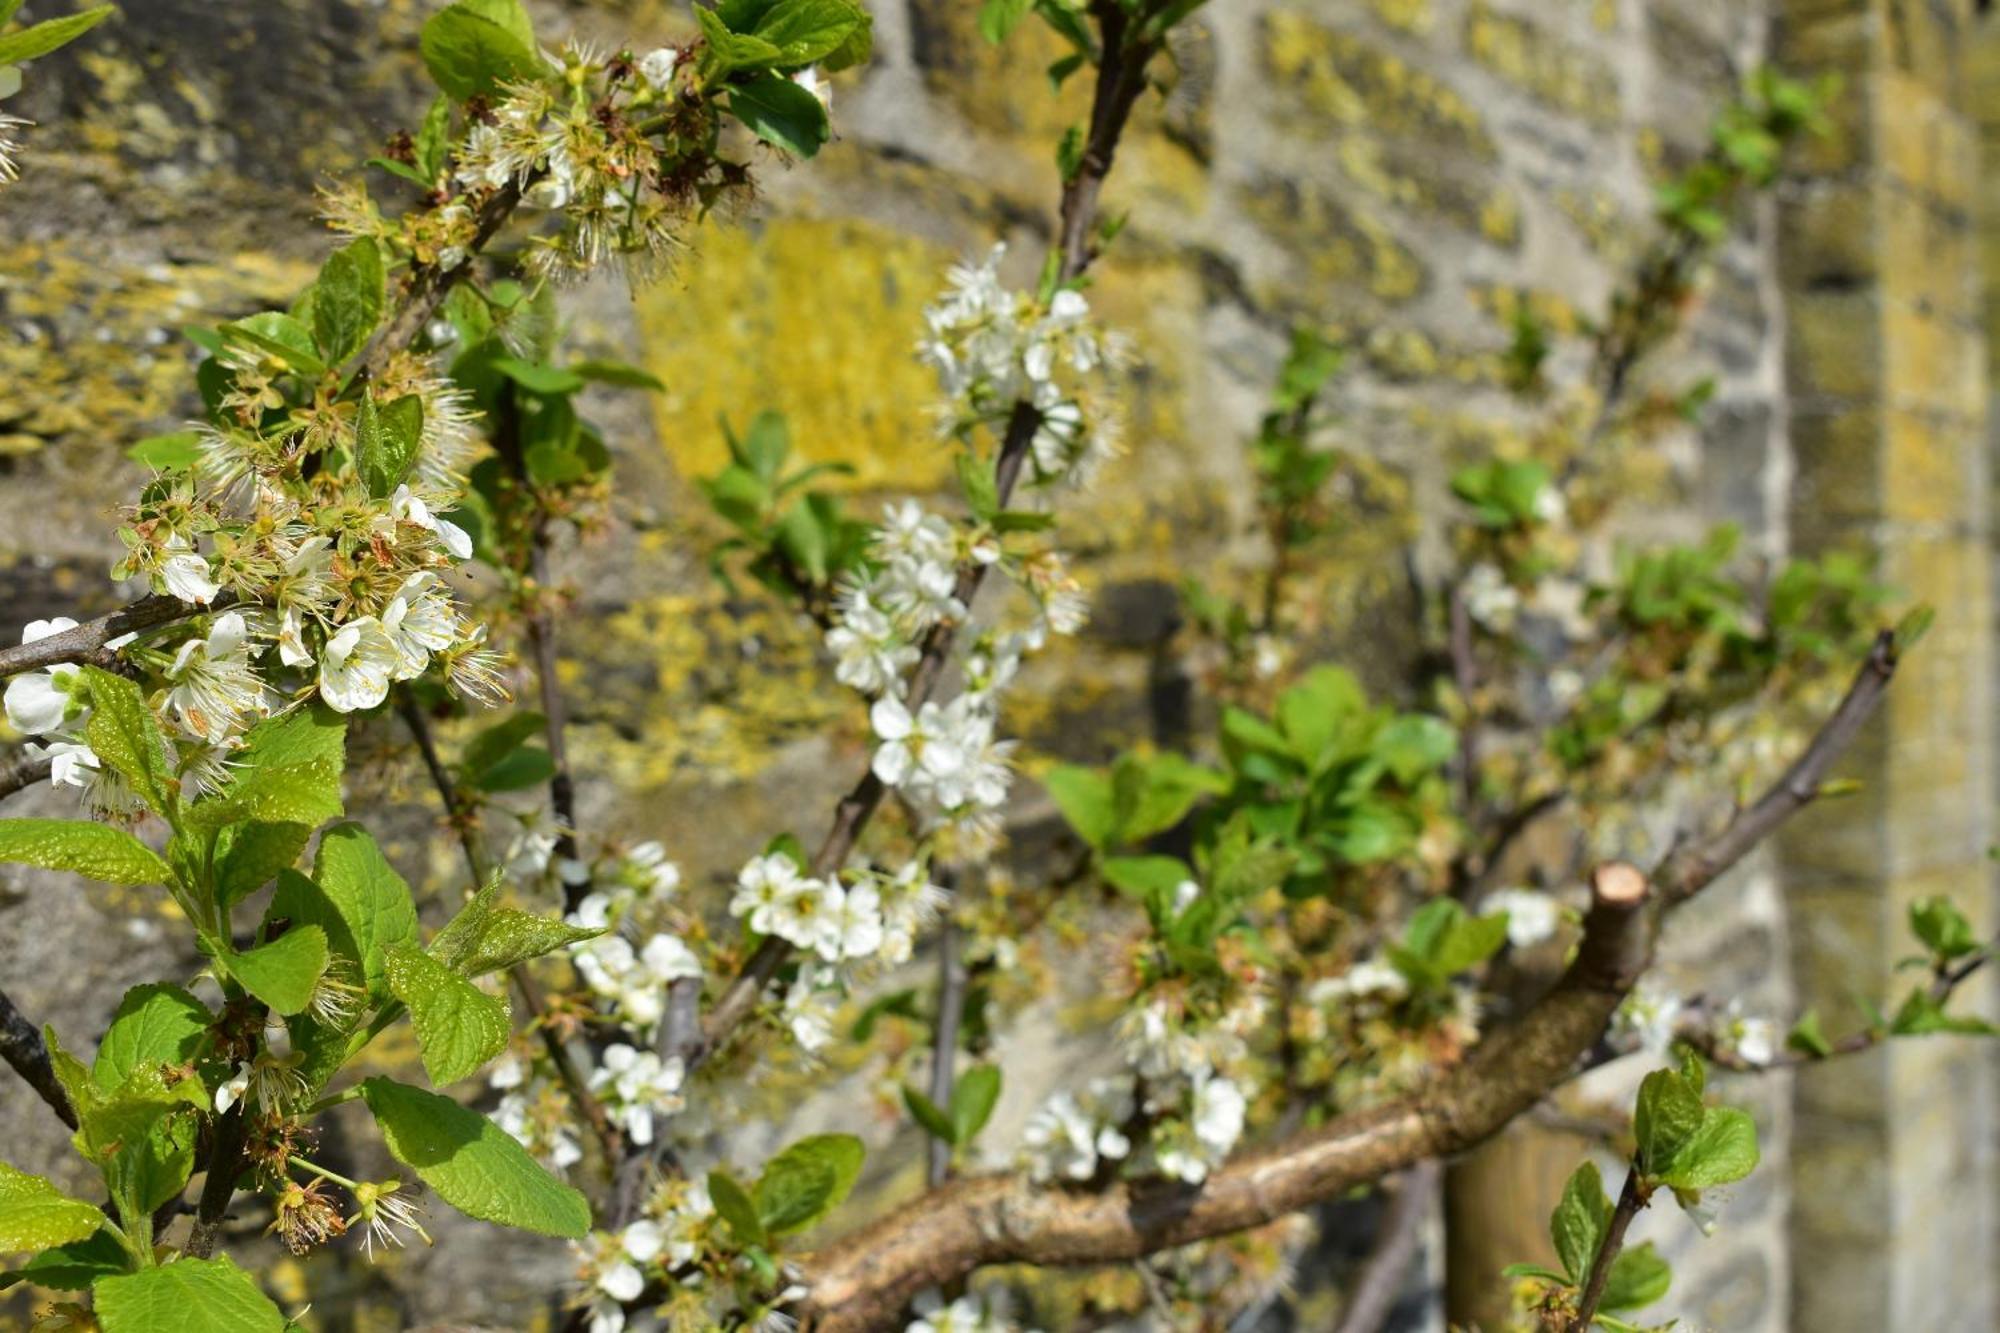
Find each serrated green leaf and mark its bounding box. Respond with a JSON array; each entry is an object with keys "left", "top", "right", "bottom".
[
  {"left": 356, "top": 393, "right": 425, "bottom": 499},
  {"left": 224, "top": 927, "right": 329, "bottom": 1017},
  {"left": 413, "top": 92, "right": 452, "bottom": 179},
  {"left": 420, "top": 0, "right": 545, "bottom": 101},
  {"left": 188, "top": 707, "right": 345, "bottom": 830},
  {"left": 949, "top": 1064, "right": 1002, "bottom": 1144},
  {"left": 750, "top": 0, "right": 866, "bottom": 66},
  {"left": 0, "top": 1228, "right": 125, "bottom": 1292},
  {"left": 312, "top": 237, "right": 384, "bottom": 365},
  {"left": 444, "top": 908, "right": 599, "bottom": 979},
  {"left": 94, "top": 1255, "right": 286, "bottom": 1333},
  {"left": 1500, "top": 1262, "right": 1571, "bottom": 1285},
  {"left": 386, "top": 943, "right": 511, "bottom": 1086},
  {"left": 1550, "top": 1161, "right": 1612, "bottom": 1285},
  {"left": 1662, "top": 1107, "right": 1759, "bottom": 1191},
  {"left": 94, "top": 985, "right": 209, "bottom": 1092},
  {"left": 0, "top": 5, "right": 113, "bottom": 65},
  {"left": 1043, "top": 764, "right": 1116, "bottom": 849},
  {"left": 1634, "top": 1068, "right": 1705, "bottom": 1175},
  {"left": 361, "top": 1078, "right": 590, "bottom": 1238},
  {"left": 291, "top": 823, "right": 421, "bottom": 1005},
  {"left": 222, "top": 312, "right": 325, "bottom": 377},
  {"left": 79, "top": 667, "right": 176, "bottom": 818},
  {"left": 127, "top": 430, "right": 204, "bottom": 473},
  {"left": 215, "top": 821, "right": 312, "bottom": 908},
  {"left": 0, "top": 1162, "right": 103, "bottom": 1255},
  {"left": 0, "top": 819, "right": 169, "bottom": 887},
  {"left": 753, "top": 1133, "right": 863, "bottom": 1236}
]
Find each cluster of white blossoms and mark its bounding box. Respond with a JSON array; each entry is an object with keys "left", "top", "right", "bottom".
[
  {"left": 905, "top": 1294, "right": 1042, "bottom": 1333},
  {"left": 1020, "top": 1072, "right": 1137, "bottom": 1184},
  {"left": 917, "top": 245, "right": 1123, "bottom": 489},
  {"left": 573, "top": 1179, "right": 716, "bottom": 1333},
  {"left": 728, "top": 851, "right": 951, "bottom": 1052},
  {"left": 574, "top": 931, "right": 701, "bottom": 1031},
  {"left": 587, "top": 1042, "right": 688, "bottom": 1148},
  {"left": 490, "top": 1048, "right": 585, "bottom": 1172},
  {"left": 1478, "top": 886, "right": 1563, "bottom": 949},
  {"left": 5, "top": 619, "right": 118, "bottom": 805}
]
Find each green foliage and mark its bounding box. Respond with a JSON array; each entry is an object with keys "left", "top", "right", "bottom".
[
  {"left": 289, "top": 824, "right": 422, "bottom": 1006},
  {"left": 0, "top": 1162, "right": 104, "bottom": 1255},
  {"left": 312, "top": 238, "right": 385, "bottom": 366},
  {"left": 904, "top": 1064, "right": 1003, "bottom": 1148},
  {"left": 361, "top": 1078, "right": 591, "bottom": 1238},
  {"left": 386, "top": 943, "right": 512, "bottom": 1086},
  {"left": 93, "top": 985, "right": 210, "bottom": 1093},
  {"left": 0, "top": 818, "right": 170, "bottom": 887},
  {"left": 186, "top": 707, "right": 346, "bottom": 831},
  {"left": 0, "top": 1229, "right": 125, "bottom": 1293},
  {"left": 702, "top": 410, "right": 868, "bottom": 600},
  {"left": 750, "top": 1133, "right": 864, "bottom": 1236},
  {"left": 223, "top": 927, "right": 331, "bottom": 1017},
  {"left": 1633, "top": 1056, "right": 1758, "bottom": 1195},
  {"left": 1451, "top": 458, "right": 1554, "bottom": 531},
  {"left": 93, "top": 1255, "right": 286, "bottom": 1333},
  {"left": 459, "top": 712, "right": 556, "bottom": 792},
  {"left": 80, "top": 667, "right": 178, "bottom": 819},
  {"left": 420, "top": 0, "right": 544, "bottom": 101},
  {"left": 355, "top": 393, "right": 426, "bottom": 499},
  {"left": 0, "top": 4, "right": 113, "bottom": 66},
  {"left": 1387, "top": 898, "right": 1509, "bottom": 992}
]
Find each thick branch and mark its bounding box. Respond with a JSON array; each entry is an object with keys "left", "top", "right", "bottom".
[
  {"left": 0, "top": 985, "right": 75, "bottom": 1129},
  {"left": 0, "top": 595, "right": 221, "bottom": 681},
  {"left": 794, "top": 866, "right": 1653, "bottom": 1330}
]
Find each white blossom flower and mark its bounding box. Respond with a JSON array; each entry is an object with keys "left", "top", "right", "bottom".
[
  {"left": 587, "top": 1044, "right": 685, "bottom": 1146},
  {"left": 1613, "top": 979, "right": 1684, "bottom": 1056},
  {"left": 638, "top": 47, "right": 680, "bottom": 90},
  {"left": 625, "top": 841, "right": 681, "bottom": 895},
  {"left": 1481, "top": 887, "right": 1562, "bottom": 950},
  {"left": 731, "top": 853, "right": 805, "bottom": 935},
  {"left": 870, "top": 696, "right": 966, "bottom": 789},
  {"left": 825, "top": 587, "right": 919, "bottom": 697},
  {"left": 29, "top": 739, "right": 99, "bottom": 789},
  {"left": 389, "top": 484, "right": 474, "bottom": 560},
  {"left": 1461, "top": 562, "right": 1519, "bottom": 632},
  {"left": 160, "top": 535, "right": 219, "bottom": 604},
  {"left": 789, "top": 64, "right": 830, "bottom": 111},
  {"left": 165, "top": 611, "right": 267, "bottom": 744},
  {"left": 380, "top": 572, "right": 459, "bottom": 678},
  {"left": 318, "top": 616, "right": 399, "bottom": 713},
  {"left": 765, "top": 875, "right": 846, "bottom": 959},
  {"left": 1021, "top": 1076, "right": 1135, "bottom": 1183}
]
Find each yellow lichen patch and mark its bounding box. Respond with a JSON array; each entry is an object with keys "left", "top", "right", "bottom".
[
  {"left": 1239, "top": 176, "right": 1426, "bottom": 308},
  {"left": 1464, "top": 2, "right": 1622, "bottom": 124},
  {"left": 1367, "top": 0, "right": 1434, "bottom": 37},
  {"left": 1470, "top": 284, "right": 1586, "bottom": 338},
  {"left": 1262, "top": 10, "right": 1495, "bottom": 157},
  {"left": 634, "top": 217, "right": 954, "bottom": 492},
  {"left": 908, "top": 2, "right": 1094, "bottom": 143},
  {"left": 0, "top": 241, "right": 309, "bottom": 470}
]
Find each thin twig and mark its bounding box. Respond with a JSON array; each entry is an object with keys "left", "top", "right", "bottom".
[
  {"left": 526, "top": 541, "right": 590, "bottom": 914},
  {"left": 0, "top": 594, "right": 228, "bottom": 681},
  {"left": 0, "top": 984, "right": 75, "bottom": 1128},
  {"left": 927, "top": 888, "right": 966, "bottom": 1189},
  {"left": 1567, "top": 1168, "right": 1648, "bottom": 1333},
  {"left": 0, "top": 747, "right": 54, "bottom": 802},
  {"left": 1332, "top": 1159, "right": 1440, "bottom": 1333}
]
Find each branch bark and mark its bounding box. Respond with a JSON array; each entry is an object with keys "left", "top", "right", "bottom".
[
  {"left": 0, "top": 984, "right": 75, "bottom": 1129},
  {"left": 0, "top": 746, "right": 54, "bottom": 802},
  {"left": 0, "top": 594, "right": 224, "bottom": 681},
  {"left": 1331, "top": 1159, "right": 1440, "bottom": 1333},
  {"left": 1566, "top": 1168, "right": 1647, "bottom": 1333}
]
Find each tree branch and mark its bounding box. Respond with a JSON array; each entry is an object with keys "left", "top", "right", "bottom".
[
  {"left": 927, "top": 895, "right": 966, "bottom": 1189},
  {"left": 0, "top": 594, "right": 224, "bottom": 681},
  {"left": 794, "top": 864, "right": 1653, "bottom": 1331},
  {"left": 0, "top": 984, "right": 75, "bottom": 1129},
  {"left": 0, "top": 746, "right": 54, "bottom": 802}
]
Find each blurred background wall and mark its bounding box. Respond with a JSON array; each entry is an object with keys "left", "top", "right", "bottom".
[{"left": 0, "top": 0, "right": 1996, "bottom": 1328}]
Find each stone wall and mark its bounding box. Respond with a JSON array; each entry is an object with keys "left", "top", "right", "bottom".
[{"left": 0, "top": 0, "right": 1995, "bottom": 1329}]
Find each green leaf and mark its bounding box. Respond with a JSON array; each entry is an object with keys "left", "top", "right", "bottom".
[
  {"left": 1633, "top": 1068, "right": 1705, "bottom": 1175},
  {"left": 0, "top": 1162, "right": 103, "bottom": 1255},
  {"left": 1601, "top": 1240, "right": 1672, "bottom": 1313},
  {"left": 1043, "top": 764, "right": 1116, "bottom": 849},
  {"left": 1888, "top": 988, "right": 2000, "bottom": 1036},
  {"left": 1101, "top": 855, "right": 1192, "bottom": 904},
  {"left": 707, "top": 1169, "right": 765, "bottom": 1247},
  {"left": 753, "top": 1133, "right": 863, "bottom": 1236},
  {"left": 355, "top": 393, "right": 426, "bottom": 499},
  {"left": 1550, "top": 1161, "right": 1612, "bottom": 1285},
  {"left": 215, "top": 821, "right": 311, "bottom": 908},
  {"left": 0, "top": 819, "right": 169, "bottom": 887},
  {"left": 79, "top": 667, "right": 176, "bottom": 818},
  {"left": 1500, "top": 1262, "right": 1571, "bottom": 1285},
  {"left": 729, "top": 73, "right": 831, "bottom": 158},
  {"left": 127, "top": 430, "right": 204, "bottom": 473},
  {"left": 949, "top": 1064, "right": 1002, "bottom": 1145},
  {"left": 189, "top": 707, "right": 346, "bottom": 830},
  {"left": 750, "top": 0, "right": 867, "bottom": 66},
  {"left": 414, "top": 92, "right": 453, "bottom": 179},
  {"left": 386, "top": 943, "right": 511, "bottom": 1086},
  {"left": 312, "top": 237, "right": 385, "bottom": 365},
  {"left": 0, "top": 1228, "right": 125, "bottom": 1292},
  {"left": 94, "top": 985, "right": 209, "bottom": 1093},
  {"left": 1786, "top": 1009, "right": 1833, "bottom": 1058},
  {"left": 1659, "top": 1107, "right": 1759, "bottom": 1191},
  {"left": 360, "top": 1078, "right": 590, "bottom": 1238},
  {"left": 420, "top": 0, "right": 545, "bottom": 101},
  {"left": 570, "top": 358, "right": 665, "bottom": 391},
  {"left": 491, "top": 356, "right": 583, "bottom": 395},
  {"left": 296, "top": 823, "right": 422, "bottom": 1005},
  {"left": 222, "top": 312, "right": 325, "bottom": 378},
  {"left": 1909, "top": 895, "right": 1980, "bottom": 960},
  {"left": 441, "top": 908, "right": 599, "bottom": 979},
  {"left": 697, "top": 6, "right": 783, "bottom": 77},
  {"left": 902, "top": 1085, "right": 956, "bottom": 1144},
  {"left": 0, "top": 5, "right": 113, "bottom": 65},
  {"left": 978, "top": 0, "right": 1033, "bottom": 43},
  {"left": 94, "top": 1255, "right": 286, "bottom": 1333},
  {"left": 224, "top": 927, "right": 329, "bottom": 1017},
  {"left": 465, "top": 745, "right": 554, "bottom": 792},
  {"left": 1375, "top": 714, "right": 1457, "bottom": 784}
]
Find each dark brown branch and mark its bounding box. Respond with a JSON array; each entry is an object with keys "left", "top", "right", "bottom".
[
  {"left": 185, "top": 1093, "right": 250, "bottom": 1258},
  {"left": 0, "top": 747, "right": 54, "bottom": 802},
  {"left": 795, "top": 865, "right": 1654, "bottom": 1331},
  {"left": 1567, "top": 1168, "right": 1648, "bottom": 1333},
  {"left": 1331, "top": 1159, "right": 1440, "bottom": 1333},
  {"left": 526, "top": 541, "right": 590, "bottom": 914},
  {"left": 0, "top": 985, "right": 75, "bottom": 1129}
]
